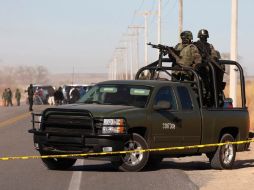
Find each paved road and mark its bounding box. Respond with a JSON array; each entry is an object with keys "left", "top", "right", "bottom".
[
  {"left": 0, "top": 105, "right": 253, "bottom": 190},
  {"left": 0, "top": 105, "right": 197, "bottom": 190}
]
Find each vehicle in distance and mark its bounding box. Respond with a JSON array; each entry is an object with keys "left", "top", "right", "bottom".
[
  {"left": 29, "top": 59, "right": 250, "bottom": 172},
  {"left": 62, "top": 84, "right": 94, "bottom": 104}
]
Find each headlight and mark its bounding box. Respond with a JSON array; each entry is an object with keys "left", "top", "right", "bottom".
[
  {"left": 32, "top": 114, "right": 42, "bottom": 131},
  {"left": 102, "top": 119, "right": 126, "bottom": 134}
]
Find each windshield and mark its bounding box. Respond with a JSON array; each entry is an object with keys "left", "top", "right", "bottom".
[{"left": 78, "top": 84, "right": 152, "bottom": 108}]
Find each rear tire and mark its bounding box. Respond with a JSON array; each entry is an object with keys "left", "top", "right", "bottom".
[
  {"left": 210, "top": 133, "right": 236, "bottom": 169},
  {"left": 112, "top": 133, "right": 149, "bottom": 172}
]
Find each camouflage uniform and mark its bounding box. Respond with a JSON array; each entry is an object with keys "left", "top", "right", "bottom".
[
  {"left": 2, "top": 89, "right": 7, "bottom": 107},
  {"left": 194, "top": 40, "right": 219, "bottom": 63},
  {"left": 176, "top": 44, "right": 202, "bottom": 67},
  {"left": 171, "top": 31, "right": 202, "bottom": 81},
  {"left": 15, "top": 89, "right": 21, "bottom": 106},
  {"left": 6, "top": 89, "right": 13, "bottom": 107},
  {"left": 27, "top": 84, "right": 34, "bottom": 111}
]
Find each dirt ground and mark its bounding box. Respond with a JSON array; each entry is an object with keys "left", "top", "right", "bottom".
[{"left": 171, "top": 143, "right": 254, "bottom": 189}]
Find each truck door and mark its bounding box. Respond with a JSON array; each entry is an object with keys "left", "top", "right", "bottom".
[{"left": 150, "top": 86, "right": 201, "bottom": 153}]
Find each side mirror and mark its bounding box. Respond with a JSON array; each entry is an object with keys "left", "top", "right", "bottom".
[{"left": 153, "top": 100, "right": 172, "bottom": 110}]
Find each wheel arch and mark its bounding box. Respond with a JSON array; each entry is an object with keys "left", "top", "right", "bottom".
[
  {"left": 128, "top": 126, "right": 149, "bottom": 139},
  {"left": 219, "top": 127, "right": 239, "bottom": 141}
]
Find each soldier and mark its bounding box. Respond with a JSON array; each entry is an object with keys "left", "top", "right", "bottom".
[
  {"left": 2, "top": 89, "right": 7, "bottom": 107},
  {"left": 194, "top": 29, "right": 225, "bottom": 107},
  {"left": 69, "top": 87, "right": 80, "bottom": 104},
  {"left": 15, "top": 88, "right": 21, "bottom": 106},
  {"left": 170, "top": 31, "right": 202, "bottom": 67},
  {"left": 27, "top": 84, "right": 34, "bottom": 111},
  {"left": 54, "top": 87, "right": 64, "bottom": 105},
  {"left": 168, "top": 31, "right": 202, "bottom": 80},
  {"left": 194, "top": 29, "right": 219, "bottom": 63},
  {"left": 6, "top": 88, "right": 13, "bottom": 106}
]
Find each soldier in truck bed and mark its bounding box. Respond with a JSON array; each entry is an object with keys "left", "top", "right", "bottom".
[
  {"left": 172, "top": 30, "right": 202, "bottom": 67},
  {"left": 168, "top": 31, "right": 202, "bottom": 81},
  {"left": 194, "top": 29, "right": 219, "bottom": 63},
  {"left": 194, "top": 29, "right": 225, "bottom": 107}
]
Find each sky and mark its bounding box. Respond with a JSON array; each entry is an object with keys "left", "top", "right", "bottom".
[{"left": 0, "top": 0, "right": 253, "bottom": 76}]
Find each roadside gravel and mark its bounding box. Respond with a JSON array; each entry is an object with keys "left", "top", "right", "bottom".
[{"left": 170, "top": 143, "right": 254, "bottom": 190}]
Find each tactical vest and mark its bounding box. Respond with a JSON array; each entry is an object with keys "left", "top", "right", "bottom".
[{"left": 178, "top": 44, "right": 200, "bottom": 66}]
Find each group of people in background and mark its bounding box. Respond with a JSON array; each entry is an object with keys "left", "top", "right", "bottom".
[{"left": 1, "top": 88, "right": 21, "bottom": 107}]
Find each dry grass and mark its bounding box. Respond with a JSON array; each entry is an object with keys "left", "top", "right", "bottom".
[{"left": 246, "top": 81, "right": 254, "bottom": 131}]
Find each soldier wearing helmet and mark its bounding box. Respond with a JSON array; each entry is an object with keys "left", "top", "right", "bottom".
[
  {"left": 170, "top": 31, "right": 201, "bottom": 67},
  {"left": 194, "top": 29, "right": 219, "bottom": 63},
  {"left": 168, "top": 31, "right": 201, "bottom": 81},
  {"left": 194, "top": 29, "right": 225, "bottom": 107}
]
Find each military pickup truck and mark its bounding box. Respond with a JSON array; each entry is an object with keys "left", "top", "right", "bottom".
[{"left": 29, "top": 49, "right": 250, "bottom": 172}]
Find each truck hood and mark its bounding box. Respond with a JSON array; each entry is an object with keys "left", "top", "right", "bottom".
[{"left": 49, "top": 103, "right": 140, "bottom": 117}]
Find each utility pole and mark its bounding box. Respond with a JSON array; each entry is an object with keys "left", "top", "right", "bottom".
[
  {"left": 230, "top": 0, "right": 238, "bottom": 107},
  {"left": 113, "top": 57, "right": 117, "bottom": 80},
  {"left": 143, "top": 11, "right": 151, "bottom": 66},
  {"left": 178, "top": 0, "right": 183, "bottom": 42},
  {"left": 128, "top": 25, "right": 144, "bottom": 72},
  {"left": 137, "top": 11, "right": 152, "bottom": 66},
  {"left": 158, "top": 0, "right": 162, "bottom": 44},
  {"left": 124, "top": 33, "right": 136, "bottom": 80},
  {"left": 72, "top": 65, "right": 74, "bottom": 84},
  {"left": 116, "top": 47, "right": 128, "bottom": 80}
]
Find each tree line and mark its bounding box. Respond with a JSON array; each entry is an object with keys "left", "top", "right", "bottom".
[{"left": 0, "top": 65, "right": 50, "bottom": 88}]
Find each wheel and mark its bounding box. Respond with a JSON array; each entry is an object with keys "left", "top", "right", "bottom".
[
  {"left": 210, "top": 133, "right": 236, "bottom": 169},
  {"left": 112, "top": 133, "right": 149, "bottom": 172},
  {"left": 40, "top": 152, "right": 77, "bottom": 170}
]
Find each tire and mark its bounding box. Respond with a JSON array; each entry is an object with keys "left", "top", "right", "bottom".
[
  {"left": 210, "top": 133, "right": 236, "bottom": 169},
  {"left": 40, "top": 152, "right": 77, "bottom": 170},
  {"left": 112, "top": 133, "right": 149, "bottom": 172}
]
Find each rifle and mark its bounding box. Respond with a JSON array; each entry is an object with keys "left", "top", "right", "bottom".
[{"left": 147, "top": 42, "right": 180, "bottom": 61}]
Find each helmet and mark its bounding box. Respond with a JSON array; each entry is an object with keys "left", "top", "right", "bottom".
[
  {"left": 180, "top": 31, "right": 193, "bottom": 41},
  {"left": 198, "top": 29, "right": 209, "bottom": 38}
]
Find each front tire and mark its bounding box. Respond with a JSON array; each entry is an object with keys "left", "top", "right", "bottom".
[
  {"left": 113, "top": 133, "right": 149, "bottom": 172},
  {"left": 210, "top": 133, "right": 236, "bottom": 169}
]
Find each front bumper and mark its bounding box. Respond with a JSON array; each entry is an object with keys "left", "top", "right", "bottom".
[{"left": 29, "top": 129, "right": 130, "bottom": 159}]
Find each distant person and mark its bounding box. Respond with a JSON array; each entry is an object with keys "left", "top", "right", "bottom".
[
  {"left": 54, "top": 87, "right": 64, "bottom": 105},
  {"left": 6, "top": 88, "right": 13, "bottom": 107},
  {"left": 69, "top": 87, "right": 80, "bottom": 103},
  {"left": 15, "top": 88, "right": 21, "bottom": 106},
  {"left": 27, "top": 84, "right": 34, "bottom": 111},
  {"left": 2, "top": 89, "right": 7, "bottom": 107}
]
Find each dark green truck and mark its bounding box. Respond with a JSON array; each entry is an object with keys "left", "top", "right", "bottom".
[{"left": 29, "top": 58, "right": 250, "bottom": 172}]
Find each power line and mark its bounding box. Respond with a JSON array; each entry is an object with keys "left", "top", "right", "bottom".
[{"left": 130, "top": 0, "right": 145, "bottom": 25}]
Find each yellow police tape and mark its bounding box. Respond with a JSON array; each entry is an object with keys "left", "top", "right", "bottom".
[{"left": 1, "top": 139, "right": 254, "bottom": 161}]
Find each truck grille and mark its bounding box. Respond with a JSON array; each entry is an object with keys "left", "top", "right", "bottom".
[{"left": 42, "top": 109, "right": 94, "bottom": 135}]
